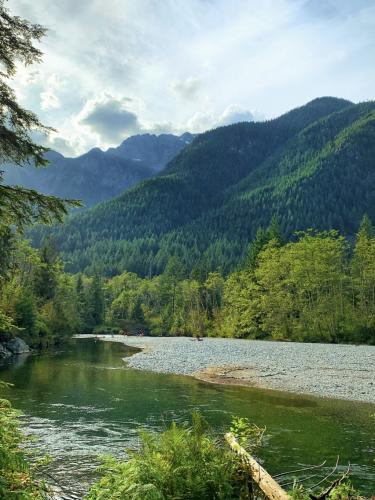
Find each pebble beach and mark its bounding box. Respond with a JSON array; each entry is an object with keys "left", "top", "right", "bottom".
[{"left": 76, "top": 335, "right": 375, "bottom": 403}]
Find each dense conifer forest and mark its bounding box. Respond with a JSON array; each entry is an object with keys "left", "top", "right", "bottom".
[
  {"left": 30, "top": 98, "right": 375, "bottom": 277},
  {"left": 2, "top": 215, "right": 374, "bottom": 348}
]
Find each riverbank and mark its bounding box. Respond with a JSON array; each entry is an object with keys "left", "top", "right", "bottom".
[
  {"left": 0, "top": 337, "right": 31, "bottom": 360},
  {"left": 75, "top": 335, "right": 375, "bottom": 403}
]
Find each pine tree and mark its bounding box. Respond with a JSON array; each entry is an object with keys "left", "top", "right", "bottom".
[
  {"left": 32, "top": 238, "right": 58, "bottom": 302},
  {"left": 89, "top": 275, "right": 105, "bottom": 327},
  {"left": 357, "top": 213, "right": 375, "bottom": 239},
  {"left": 0, "top": 1, "right": 80, "bottom": 232},
  {"left": 14, "top": 287, "right": 37, "bottom": 340}
]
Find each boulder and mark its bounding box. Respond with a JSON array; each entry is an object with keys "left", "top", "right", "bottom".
[
  {"left": 0, "top": 343, "right": 12, "bottom": 359},
  {"left": 4, "top": 337, "right": 30, "bottom": 354}
]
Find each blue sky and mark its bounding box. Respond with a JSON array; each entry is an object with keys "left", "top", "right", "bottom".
[{"left": 9, "top": 0, "right": 375, "bottom": 156}]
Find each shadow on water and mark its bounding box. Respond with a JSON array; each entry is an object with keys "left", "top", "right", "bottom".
[{"left": 1, "top": 338, "right": 374, "bottom": 497}]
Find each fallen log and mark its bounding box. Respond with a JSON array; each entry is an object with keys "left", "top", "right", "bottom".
[{"left": 225, "top": 432, "right": 290, "bottom": 500}]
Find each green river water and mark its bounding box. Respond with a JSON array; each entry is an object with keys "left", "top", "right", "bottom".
[{"left": 0, "top": 338, "right": 374, "bottom": 497}]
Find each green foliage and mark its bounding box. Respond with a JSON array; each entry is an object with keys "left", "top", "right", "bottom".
[
  {"left": 14, "top": 287, "right": 38, "bottom": 341},
  {"left": 85, "top": 412, "right": 248, "bottom": 500},
  {"left": 290, "top": 480, "right": 358, "bottom": 500},
  {"left": 0, "top": 1, "right": 80, "bottom": 233},
  {"left": 0, "top": 395, "right": 47, "bottom": 499},
  {"left": 31, "top": 97, "right": 375, "bottom": 276},
  {"left": 244, "top": 217, "right": 283, "bottom": 270},
  {"left": 229, "top": 417, "right": 264, "bottom": 453},
  {"left": 0, "top": 310, "right": 18, "bottom": 341},
  {"left": 102, "top": 219, "right": 375, "bottom": 344},
  {"left": 0, "top": 236, "right": 99, "bottom": 347},
  {"left": 357, "top": 213, "right": 375, "bottom": 239}
]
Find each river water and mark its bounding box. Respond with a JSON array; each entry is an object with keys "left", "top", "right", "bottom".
[{"left": 0, "top": 338, "right": 374, "bottom": 497}]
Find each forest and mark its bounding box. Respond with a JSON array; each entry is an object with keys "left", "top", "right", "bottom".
[
  {"left": 2, "top": 214, "right": 374, "bottom": 349},
  {"left": 79, "top": 215, "right": 375, "bottom": 345},
  {"left": 29, "top": 97, "right": 375, "bottom": 277},
  {"left": 0, "top": 3, "right": 374, "bottom": 500}
]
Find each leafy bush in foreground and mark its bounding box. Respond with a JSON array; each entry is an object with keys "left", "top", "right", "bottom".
[
  {"left": 0, "top": 382, "right": 47, "bottom": 499},
  {"left": 85, "top": 413, "right": 249, "bottom": 500}
]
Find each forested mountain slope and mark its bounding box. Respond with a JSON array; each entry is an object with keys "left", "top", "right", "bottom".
[
  {"left": 31, "top": 97, "right": 375, "bottom": 275},
  {"left": 3, "top": 133, "right": 193, "bottom": 207}
]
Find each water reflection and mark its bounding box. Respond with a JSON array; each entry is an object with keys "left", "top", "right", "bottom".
[{"left": 1, "top": 339, "right": 374, "bottom": 497}]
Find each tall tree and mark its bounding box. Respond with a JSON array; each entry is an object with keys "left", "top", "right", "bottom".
[
  {"left": 89, "top": 275, "right": 105, "bottom": 327},
  {"left": 160, "top": 256, "right": 185, "bottom": 316},
  {"left": 32, "top": 237, "right": 58, "bottom": 302},
  {"left": 357, "top": 213, "right": 375, "bottom": 239},
  {"left": 245, "top": 216, "right": 283, "bottom": 270},
  {"left": 0, "top": 0, "right": 80, "bottom": 232}
]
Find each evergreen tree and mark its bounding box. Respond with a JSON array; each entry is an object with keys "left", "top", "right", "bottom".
[
  {"left": 89, "top": 275, "right": 105, "bottom": 327},
  {"left": 357, "top": 213, "right": 375, "bottom": 239},
  {"left": 160, "top": 256, "right": 185, "bottom": 316},
  {"left": 245, "top": 228, "right": 269, "bottom": 270},
  {"left": 267, "top": 215, "right": 283, "bottom": 245},
  {"left": 245, "top": 217, "right": 283, "bottom": 270},
  {"left": 0, "top": 1, "right": 80, "bottom": 232},
  {"left": 14, "top": 287, "right": 37, "bottom": 341},
  {"left": 32, "top": 238, "right": 58, "bottom": 302}
]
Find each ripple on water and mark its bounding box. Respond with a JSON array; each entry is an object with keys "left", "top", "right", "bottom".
[{"left": 1, "top": 338, "right": 374, "bottom": 497}]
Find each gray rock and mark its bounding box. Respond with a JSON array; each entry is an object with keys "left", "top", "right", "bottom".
[
  {"left": 4, "top": 337, "right": 30, "bottom": 354},
  {"left": 75, "top": 335, "right": 375, "bottom": 404},
  {"left": 0, "top": 343, "right": 12, "bottom": 359}
]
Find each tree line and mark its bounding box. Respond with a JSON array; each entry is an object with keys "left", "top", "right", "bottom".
[
  {"left": 0, "top": 234, "right": 105, "bottom": 347},
  {"left": 99, "top": 216, "right": 375, "bottom": 344},
  {"left": 3, "top": 215, "right": 374, "bottom": 347}
]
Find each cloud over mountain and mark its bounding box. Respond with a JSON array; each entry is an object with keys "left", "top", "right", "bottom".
[
  {"left": 9, "top": 0, "right": 375, "bottom": 155},
  {"left": 79, "top": 96, "right": 143, "bottom": 143}
]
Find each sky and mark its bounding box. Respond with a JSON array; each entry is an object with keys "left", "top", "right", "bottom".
[{"left": 8, "top": 0, "right": 375, "bottom": 156}]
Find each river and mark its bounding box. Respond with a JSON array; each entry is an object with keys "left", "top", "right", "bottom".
[{"left": 0, "top": 338, "right": 374, "bottom": 497}]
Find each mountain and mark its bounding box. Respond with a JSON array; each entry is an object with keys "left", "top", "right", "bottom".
[
  {"left": 107, "top": 132, "right": 195, "bottom": 171},
  {"left": 3, "top": 132, "right": 194, "bottom": 208},
  {"left": 30, "top": 97, "right": 375, "bottom": 276}
]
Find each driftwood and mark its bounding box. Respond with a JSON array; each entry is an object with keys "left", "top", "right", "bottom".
[
  {"left": 309, "top": 463, "right": 350, "bottom": 500},
  {"left": 225, "top": 432, "right": 290, "bottom": 500}
]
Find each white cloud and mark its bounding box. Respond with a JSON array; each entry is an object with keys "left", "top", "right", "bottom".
[
  {"left": 185, "top": 104, "right": 261, "bottom": 132},
  {"left": 7, "top": 0, "right": 375, "bottom": 155},
  {"left": 170, "top": 77, "right": 201, "bottom": 99},
  {"left": 40, "top": 73, "right": 61, "bottom": 110},
  {"left": 46, "top": 135, "right": 77, "bottom": 157},
  {"left": 217, "top": 105, "right": 255, "bottom": 126},
  {"left": 40, "top": 90, "right": 60, "bottom": 110}
]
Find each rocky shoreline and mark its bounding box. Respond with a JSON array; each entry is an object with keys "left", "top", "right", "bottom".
[
  {"left": 0, "top": 337, "right": 31, "bottom": 360},
  {"left": 76, "top": 335, "right": 375, "bottom": 404}
]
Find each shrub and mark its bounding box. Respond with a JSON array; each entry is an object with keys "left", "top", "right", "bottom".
[
  {"left": 85, "top": 412, "right": 250, "bottom": 500},
  {"left": 0, "top": 382, "right": 47, "bottom": 499}
]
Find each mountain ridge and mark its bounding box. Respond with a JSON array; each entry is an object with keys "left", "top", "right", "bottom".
[
  {"left": 30, "top": 97, "right": 375, "bottom": 276},
  {"left": 3, "top": 132, "right": 194, "bottom": 208}
]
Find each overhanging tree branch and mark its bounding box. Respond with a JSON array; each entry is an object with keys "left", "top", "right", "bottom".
[{"left": 0, "top": 0, "right": 82, "bottom": 231}]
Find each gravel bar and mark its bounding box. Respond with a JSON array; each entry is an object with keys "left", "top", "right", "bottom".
[{"left": 76, "top": 335, "right": 375, "bottom": 403}]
